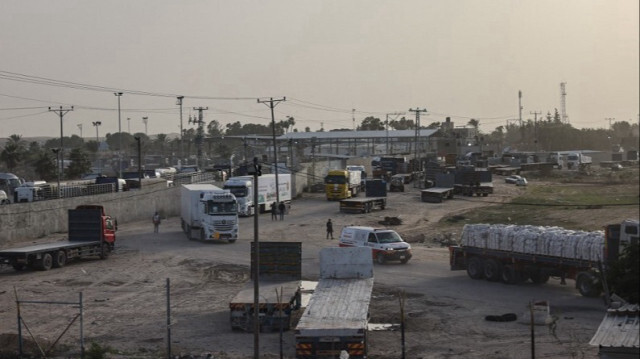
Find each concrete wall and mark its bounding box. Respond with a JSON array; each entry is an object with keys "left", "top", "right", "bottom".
[{"left": 0, "top": 180, "right": 189, "bottom": 246}]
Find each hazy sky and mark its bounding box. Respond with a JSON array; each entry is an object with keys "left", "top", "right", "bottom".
[{"left": 1, "top": 0, "right": 638, "bottom": 139}]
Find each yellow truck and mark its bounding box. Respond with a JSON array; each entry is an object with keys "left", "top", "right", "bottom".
[{"left": 324, "top": 169, "right": 361, "bottom": 200}]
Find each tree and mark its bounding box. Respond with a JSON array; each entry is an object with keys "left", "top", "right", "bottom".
[
  {"left": 154, "top": 134, "right": 168, "bottom": 157},
  {"left": 1, "top": 134, "right": 26, "bottom": 171},
  {"left": 468, "top": 119, "right": 479, "bottom": 130},
  {"left": 207, "top": 120, "right": 224, "bottom": 137},
  {"left": 389, "top": 117, "right": 415, "bottom": 130},
  {"left": 32, "top": 150, "right": 57, "bottom": 181},
  {"left": 66, "top": 148, "right": 92, "bottom": 179},
  {"left": 358, "top": 116, "right": 384, "bottom": 131}
]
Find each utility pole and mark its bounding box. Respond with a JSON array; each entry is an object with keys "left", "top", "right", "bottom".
[
  {"left": 409, "top": 108, "right": 427, "bottom": 171},
  {"left": 605, "top": 117, "right": 615, "bottom": 130},
  {"left": 257, "top": 97, "right": 286, "bottom": 204},
  {"left": 48, "top": 106, "right": 74, "bottom": 181},
  {"left": 127, "top": 117, "right": 131, "bottom": 133},
  {"left": 142, "top": 116, "right": 149, "bottom": 135},
  {"left": 385, "top": 112, "right": 404, "bottom": 154},
  {"left": 177, "top": 96, "right": 184, "bottom": 163},
  {"left": 191, "top": 107, "right": 208, "bottom": 169},
  {"left": 530, "top": 111, "right": 541, "bottom": 153},
  {"left": 93, "top": 121, "right": 102, "bottom": 173},
  {"left": 114, "top": 92, "right": 123, "bottom": 178}
]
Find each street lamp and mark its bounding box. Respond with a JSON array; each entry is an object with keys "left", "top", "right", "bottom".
[
  {"left": 142, "top": 116, "right": 148, "bottom": 135},
  {"left": 127, "top": 117, "right": 131, "bottom": 133},
  {"left": 93, "top": 121, "right": 102, "bottom": 173},
  {"left": 114, "top": 92, "right": 123, "bottom": 178}
]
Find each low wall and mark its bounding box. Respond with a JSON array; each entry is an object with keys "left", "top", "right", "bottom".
[{"left": 0, "top": 180, "right": 185, "bottom": 247}]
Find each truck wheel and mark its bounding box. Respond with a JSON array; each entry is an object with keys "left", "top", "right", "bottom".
[
  {"left": 11, "top": 262, "right": 25, "bottom": 271},
  {"left": 577, "top": 273, "right": 601, "bottom": 297},
  {"left": 528, "top": 269, "right": 550, "bottom": 284},
  {"left": 99, "top": 243, "right": 110, "bottom": 259},
  {"left": 53, "top": 250, "right": 67, "bottom": 268},
  {"left": 501, "top": 265, "right": 523, "bottom": 284},
  {"left": 466, "top": 257, "right": 484, "bottom": 279},
  {"left": 483, "top": 259, "right": 502, "bottom": 282},
  {"left": 400, "top": 258, "right": 409, "bottom": 264},
  {"left": 39, "top": 253, "right": 53, "bottom": 271},
  {"left": 376, "top": 253, "right": 386, "bottom": 265}
]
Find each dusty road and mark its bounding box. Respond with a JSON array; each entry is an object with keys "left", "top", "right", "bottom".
[{"left": 0, "top": 180, "right": 625, "bottom": 358}]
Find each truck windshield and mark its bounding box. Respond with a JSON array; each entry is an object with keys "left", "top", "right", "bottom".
[
  {"left": 224, "top": 186, "right": 248, "bottom": 197},
  {"left": 206, "top": 201, "right": 238, "bottom": 215},
  {"left": 376, "top": 231, "right": 403, "bottom": 243},
  {"left": 325, "top": 175, "right": 346, "bottom": 185}
]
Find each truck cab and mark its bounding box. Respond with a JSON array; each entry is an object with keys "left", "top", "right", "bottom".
[
  {"left": 223, "top": 176, "right": 254, "bottom": 216},
  {"left": 199, "top": 190, "right": 239, "bottom": 242}
]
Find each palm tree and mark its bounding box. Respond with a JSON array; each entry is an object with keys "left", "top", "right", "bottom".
[{"left": 1, "top": 134, "right": 26, "bottom": 171}]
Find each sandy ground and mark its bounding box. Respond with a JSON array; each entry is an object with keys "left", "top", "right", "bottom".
[{"left": 0, "top": 176, "right": 638, "bottom": 358}]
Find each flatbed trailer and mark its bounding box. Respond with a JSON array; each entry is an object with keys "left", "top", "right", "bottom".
[
  {"left": 339, "top": 197, "right": 386, "bottom": 213},
  {"left": 295, "top": 247, "right": 374, "bottom": 359},
  {"left": 229, "top": 241, "right": 302, "bottom": 332},
  {"left": 454, "top": 182, "right": 493, "bottom": 197},
  {"left": 0, "top": 206, "right": 116, "bottom": 271},
  {"left": 449, "top": 221, "right": 639, "bottom": 297},
  {"left": 420, "top": 187, "right": 454, "bottom": 203}
]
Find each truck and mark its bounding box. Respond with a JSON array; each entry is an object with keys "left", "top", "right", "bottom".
[
  {"left": 0, "top": 205, "right": 117, "bottom": 271},
  {"left": 295, "top": 246, "right": 374, "bottom": 359},
  {"left": 566, "top": 152, "right": 592, "bottom": 171},
  {"left": 14, "top": 181, "right": 49, "bottom": 202},
  {"left": 453, "top": 168, "right": 493, "bottom": 197},
  {"left": 180, "top": 184, "right": 239, "bottom": 242},
  {"left": 229, "top": 241, "right": 302, "bottom": 332},
  {"left": 223, "top": 174, "right": 292, "bottom": 216},
  {"left": 339, "top": 197, "right": 387, "bottom": 213},
  {"left": 324, "top": 169, "right": 361, "bottom": 200},
  {"left": 449, "top": 220, "right": 640, "bottom": 297},
  {"left": 420, "top": 173, "right": 455, "bottom": 203}
]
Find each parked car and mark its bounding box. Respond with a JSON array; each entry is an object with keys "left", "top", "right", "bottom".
[
  {"left": 505, "top": 175, "right": 523, "bottom": 184},
  {"left": 516, "top": 177, "right": 528, "bottom": 186}
]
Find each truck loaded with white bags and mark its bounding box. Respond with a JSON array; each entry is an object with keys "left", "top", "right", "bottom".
[{"left": 449, "top": 220, "right": 639, "bottom": 297}]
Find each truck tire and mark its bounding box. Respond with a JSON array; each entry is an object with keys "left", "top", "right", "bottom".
[
  {"left": 466, "top": 257, "right": 484, "bottom": 279},
  {"left": 376, "top": 253, "right": 386, "bottom": 265},
  {"left": 11, "top": 262, "right": 25, "bottom": 271},
  {"left": 576, "top": 272, "right": 601, "bottom": 297},
  {"left": 483, "top": 259, "right": 502, "bottom": 282},
  {"left": 528, "top": 269, "right": 550, "bottom": 284},
  {"left": 53, "top": 250, "right": 67, "bottom": 268},
  {"left": 99, "top": 243, "right": 110, "bottom": 259},
  {"left": 501, "top": 265, "right": 524, "bottom": 284},
  {"left": 39, "top": 253, "right": 53, "bottom": 271}
]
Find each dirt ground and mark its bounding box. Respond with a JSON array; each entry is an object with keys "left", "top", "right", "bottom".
[{"left": 0, "top": 169, "right": 638, "bottom": 359}]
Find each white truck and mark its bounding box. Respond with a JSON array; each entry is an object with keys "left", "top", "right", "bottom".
[
  {"left": 180, "top": 184, "right": 239, "bottom": 242},
  {"left": 566, "top": 152, "right": 592, "bottom": 171},
  {"left": 223, "top": 173, "right": 292, "bottom": 216}
]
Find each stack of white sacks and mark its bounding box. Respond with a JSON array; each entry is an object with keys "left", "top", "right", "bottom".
[{"left": 460, "top": 224, "right": 605, "bottom": 262}]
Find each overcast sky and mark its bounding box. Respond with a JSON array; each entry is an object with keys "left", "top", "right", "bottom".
[{"left": 1, "top": 0, "right": 638, "bottom": 139}]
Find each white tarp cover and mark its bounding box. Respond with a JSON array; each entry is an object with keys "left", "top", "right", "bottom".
[{"left": 461, "top": 224, "right": 605, "bottom": 261}]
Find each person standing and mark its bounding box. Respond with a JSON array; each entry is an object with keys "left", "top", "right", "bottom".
[
  {"left": 278, "top": 201, "right": 286, "bottom": 221},
  {"left": 326, "top": 218, "right": 333, "bottom": 239},
  {"left": 152, "top": 211, "right": 161, "bottom": 234},
  {"left": 270, "top": 202, "right": 278, "bottom": 221}
]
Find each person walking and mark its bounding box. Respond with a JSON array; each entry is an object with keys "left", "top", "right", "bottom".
[
  {"left": 270, "top": 202, "right": 278, "bottom": 221},
  {"left": 278, "top": 201, "right": 286, "bottom": 221},
  {"left": 152, "top": 211, "right": 161, "bottom": 234},
  {"left": 326, "top": 218, "right": 334, "bottom": 239}
]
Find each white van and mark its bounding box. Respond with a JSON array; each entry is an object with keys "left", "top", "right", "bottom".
[{"left": 338, "top": 226, "right": 412, "bottom": 264}]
